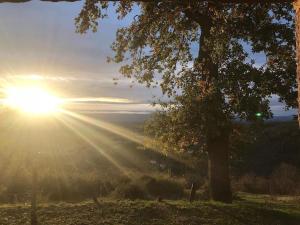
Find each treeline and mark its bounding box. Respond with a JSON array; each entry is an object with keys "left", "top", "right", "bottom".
[
  {"left": 231, "top": 121, "right": 300, "bottom": 195},
  {"left": 231, "top": 121, "right": 300, "bottom": 176}
]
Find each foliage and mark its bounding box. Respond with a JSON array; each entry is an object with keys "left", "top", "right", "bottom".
[
  {"left": 75, "top": 1, "right": 297, "bottom": 153},
  {"left": 112, "top": 182, "right": 149, "bottom": 200},
  {"left": 139, "top": 175, "right": 184, "bottom": 200},
  {"left": 269, "top": 163, "right": 300, "bottom": 195},
  {"left": 234, "top": 173, "right": 270, "bottom": 194},
  {"left": 74, "top": 1, "right": 298, "bottom": 202},
  {"left": 233, "top": 163, "right": 300, "bottom": 196},
  {"left": 112, "top": 175, "right": 184, "bottom": 200},
  {"left": 230, "top": 121, "right": 300, "bottom": 176}
]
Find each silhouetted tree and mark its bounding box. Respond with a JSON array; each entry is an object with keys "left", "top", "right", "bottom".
[{"left": 75, "top": 1, "right": 297, "bottom": 203}]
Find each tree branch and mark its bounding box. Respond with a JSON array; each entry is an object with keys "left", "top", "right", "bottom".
[{"left": 0, "top": 0, "right": 294, "bottom": 3}]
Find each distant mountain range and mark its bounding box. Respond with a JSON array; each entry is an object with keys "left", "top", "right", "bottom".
[
  {"left": 83, "top": 112, "right": 297, "bottom": 124},
  {"left": 267, "top": 115, "right": 298, "bottom": 122}
]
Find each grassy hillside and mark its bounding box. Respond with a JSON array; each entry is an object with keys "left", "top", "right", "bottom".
[
  {"left": 0, "top": 112, "right": 191, "bottom": 202},
  {"left": 0, "top": 193, "right": 299, "bottom": 225},
  {"left": 1, "top": 112, "right": 300, "bottom": 202}
]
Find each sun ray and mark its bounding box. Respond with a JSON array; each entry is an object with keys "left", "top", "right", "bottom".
[
  {"left": 60, "top": 110, "right": 146, "bottom": 146},
  {"left": 59, "top": 109, "right": 191, "bottom": 166},
  {"left": 58, "top": 113, "right": 147, "bottom": 172},
  {"left": 0, "top": 116, "right": 43, "bottom": 190},
  {"left": 34, "top": 118, "right": 76, "bottom": 188},
  {"left": 56, "top": 114, "right": 131, "bottom": 177}
]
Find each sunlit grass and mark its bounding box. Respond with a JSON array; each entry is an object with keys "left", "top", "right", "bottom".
[{"left": 0, "top": 193, "right": 299, "bottom": 225}]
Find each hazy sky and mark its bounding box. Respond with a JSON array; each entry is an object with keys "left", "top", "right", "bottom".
[
  {"left": 0, "top": 1, "right": 297, "bottom": 116},
  {"left": 0, "top": 1, "right": 159, "bottom": 112}
]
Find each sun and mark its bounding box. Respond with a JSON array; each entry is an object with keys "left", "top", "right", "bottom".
[{"left": 3, "top": 86, "right": 62, "bottom": 114}]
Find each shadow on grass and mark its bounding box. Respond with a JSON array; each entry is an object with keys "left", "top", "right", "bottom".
[{"left": 206, "top": 195, "right": 300, "bottom": 225}]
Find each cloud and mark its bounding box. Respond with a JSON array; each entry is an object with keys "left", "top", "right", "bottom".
[
  {"left": 65, "top": 97, "right": 133, "bottom": 104},
  {"left": 64, "top": 102, "right": 158, "bottom": 114}
]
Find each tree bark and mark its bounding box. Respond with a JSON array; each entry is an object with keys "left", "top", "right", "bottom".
[
  {"left": 294, "top": 0, "right": 300, "bottom": 126},
  {"left": 207, "top": 133, "right": 232, "bottom": 203},
  {"left": 193, "top": 7, "right": 232, "bottom": 203}
]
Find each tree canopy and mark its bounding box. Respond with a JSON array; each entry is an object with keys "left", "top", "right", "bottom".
[
  {"left": 73, "top": 2, "right": 298, "bottom": 202},
  {"left": 75, "top": 2, "right": 297, "bottom": 149}
]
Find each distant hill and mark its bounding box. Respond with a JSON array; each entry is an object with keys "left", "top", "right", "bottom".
[
  {"left": 88, "top": 112, "right": 150, "bottom": 124},
  {"left": 231, "top": 121, "right": 300, "bottom": 176},
  {"left": 267, "top": 115, "right": 297, "bottom": 122}
]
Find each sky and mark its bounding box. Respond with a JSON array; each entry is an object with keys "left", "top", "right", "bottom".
[
  {"left": 0, "top": 1, "right": 159, "bottom": 113},
  {"left": 0, "top": 1, "right": 297, "bottom": 116}
]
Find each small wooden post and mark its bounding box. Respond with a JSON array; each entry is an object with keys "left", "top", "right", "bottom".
[
  {"left": 294, "top": 0, "right": 300, "bottom": 126},
  {"left": 31, "top": 166, "right": 38, "bottom": 225},
  {"left": 189, "top": 182, "right": 196, "bottom": 202},
  {"left": 92, "top": 196, "right": 101, "bottom": 209}
]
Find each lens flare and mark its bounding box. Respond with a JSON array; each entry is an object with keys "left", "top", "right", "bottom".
[{"left": 3, "top": 86, "right": 61, "bottom": 114}]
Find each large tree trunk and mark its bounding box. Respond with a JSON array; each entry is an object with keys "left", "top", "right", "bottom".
[
  {"left": 294, "top": 0, "right": 300, "bottom": 126},
  {"left": 191, "top": 6, "right": 233, "bottom": 203},
  {"left": 207, "top": 133, "right": 232, "bottom": 203}
]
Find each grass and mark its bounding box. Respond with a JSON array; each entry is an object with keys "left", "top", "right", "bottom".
[{"left": 0, "top": 193, "right": 299, "bottom": 225}]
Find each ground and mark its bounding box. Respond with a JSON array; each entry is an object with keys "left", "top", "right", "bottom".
[{"left": 0, "top": 193, "right": 299, "bottom": 225}]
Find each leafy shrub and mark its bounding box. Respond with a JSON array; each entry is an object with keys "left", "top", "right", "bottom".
[
  {"left": 99, "top": 181, "right": 114, "bottom": 197},
  {"left": 234, "top": 173, "right": 270, "bottom": 194},
  {"left": 112, "top": 182, "right": 148, "bottom": 200},
  {"left": 111, "top": 175, "right": 184, "bottom": 200},
  {"left": 39, "top": 173, "right": 103, "bottom": 201},
  {"left": 234, "top": 164, "right": 300, "bottom": 196},
  {"left": 269, "top": 163, "right": 300, "bottom": 195},
  {"left": 139, "top": 175, "right": 184, "bottom": 199}
]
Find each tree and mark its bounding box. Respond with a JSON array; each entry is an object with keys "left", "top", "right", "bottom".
[{"left": 75, "top": 1, "right": 297, "bottom": 203}]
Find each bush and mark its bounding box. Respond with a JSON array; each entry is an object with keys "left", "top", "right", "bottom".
[
  {"left": 139, "top": 175, "right": 184, "bottom": 200},
  {"left": 39, "top": 173, "right": 114, "bottom": 202},
  {"left": 234, "top": 164, "right": 300, "bottom": 196},
  {"left": 269, "top": 163, "right": 300, "bottom": 195},
  {"left": 234, "top": 173, "right": 270, "bottom": 194},
  {"left": 111, "top": 175, "right": 184, "bottom": 200},
  {"left": 99, "top": 181, "right": 114, "bottom": 197},
  {"left": 112, "top": 182, "right": 148, "bottom": 200}
]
